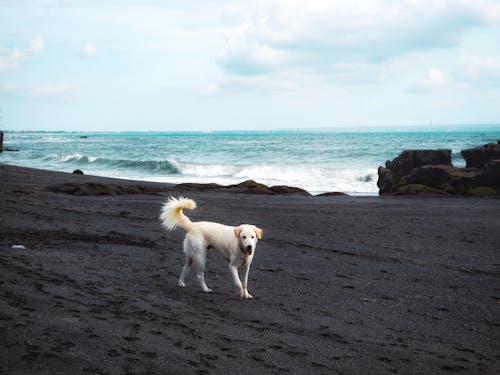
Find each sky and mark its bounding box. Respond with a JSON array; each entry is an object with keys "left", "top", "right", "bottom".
[{"left": 1, "top": 0, "right": 500, "bottom": 132}]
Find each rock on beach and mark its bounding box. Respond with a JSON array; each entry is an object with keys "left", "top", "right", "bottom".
[{"left": 377, "top": 142, "right": 500, "bottom": 195}]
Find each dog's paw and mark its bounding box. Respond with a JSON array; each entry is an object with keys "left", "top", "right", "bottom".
[
  {"left": 203, "top": 287, "right": 213, "bottom": 293},
  {"left": 239, "top": 289, "right": 253, "bottom": 299},
  {"left": 243, "top": 291, "right": 254, "bottom": 299},
  {"left": 178, "top": 281, "right": 186, "bottom": 288}
]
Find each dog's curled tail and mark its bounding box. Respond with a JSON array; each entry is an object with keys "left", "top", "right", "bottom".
[{"left": 159, "top": 196, "right": 196, "bottom": 231}]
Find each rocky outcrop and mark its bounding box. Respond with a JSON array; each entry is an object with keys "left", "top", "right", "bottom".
[
  {"left": 378, "top": 143, "right": 500, "bottom": 196},
  {"left": 176, "top": 179, "right": 311, "bottom": 196},
  {"left": 49, "top": 182, "right": 169, "bottom": 196},
  {"left": 384, "top": 149, "right": 452, "bottom": 176},
  {"left": 316, "top": 191, "right": 349, "bottom": 197},
  {"left": 175, "top": 182, "right": 224, "bottom": 191},
  {"left": 461, "top": 141, "right": 500, "bottom": 168},
  {"left": 51, "top": 179, "right": 314, "bottom": 197},
  {"left": 377, "top": 150, "right": 452, "bottom": 194}
]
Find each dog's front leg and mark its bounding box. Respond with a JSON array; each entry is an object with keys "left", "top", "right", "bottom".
[
  {"left": 228, "top": 263, "right": 245, "bottom": 298},
  {"left": 241, "top": 265, "right": 253, "bottom": 299}
]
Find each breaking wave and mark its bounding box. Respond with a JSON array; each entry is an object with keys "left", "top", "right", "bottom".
[
  {"left": 43, "top": 153, "right": 181, "bottom": 174},
  {"left": 165, "top": 162, "right": 378, "bottom": 195},
  {"left": 41, "top": 153, "right": 378, "bottom": 194}
]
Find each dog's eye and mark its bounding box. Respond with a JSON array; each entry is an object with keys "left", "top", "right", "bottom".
[
  {"left": 242, "top": 235, "right": 247, "bottom": 239},
  {"left": 251, "top": 236, "right": 255, "bottom": 239}
]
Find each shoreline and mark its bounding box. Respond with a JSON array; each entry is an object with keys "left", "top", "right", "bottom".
[
  {"left": 1, "top": 163, "right": 499, "bottom": 374},
  {"left": 1, "top": 162, "right": 373, "bottom": 197},
  {"left": 0, "top": 159, "right": 380, "bottom": 196}
]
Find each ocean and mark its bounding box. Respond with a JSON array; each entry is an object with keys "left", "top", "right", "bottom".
[{"left": 1, "top": 130, "right": 499, "bottom": 195}]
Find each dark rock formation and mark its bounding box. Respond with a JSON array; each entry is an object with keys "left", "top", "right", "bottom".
[
  {"left": 461, "top": 141, "right": 500, "bottom": 168},
  {"left": 384, "top": 149, "right": 452, "bottom": 176},
  {"left": 269, "top": 185, "right": 310, "bottom": 195},
  {"left": 232, "top": 180, "right": 272, "bottom": 195},
  {"left": 229, "top": 180, "right": 312, "bottom": 195},
  {"left": 175, "top": 179, "right": 312, "bottom": 196},
  {"left": 49, "top": 183, "right": 168, "bottom": 196},
  {"left": 52, "top": 178, "right": 326, "bottom": 197},
  {"left": 378, "top": 143, "right": 500, "bottom": 196},
  {"left": 316, "top": 192, "right": 349, "bottom": 197},
  {"left": 175, "top": 182, "right": 223, "bottom": 190},
  {"left": 72, "top": 169, "right": 84, "bottom": 175},
  {"left": 378, "top": 150, "right": 452, "bottom": 194},
  {"left": 477, "top": 159, "right": 500, "bottom": 186}
]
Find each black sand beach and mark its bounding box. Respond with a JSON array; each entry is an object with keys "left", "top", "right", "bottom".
[{"left": 1, "top": 164, "right": 499, "bottom": 374}]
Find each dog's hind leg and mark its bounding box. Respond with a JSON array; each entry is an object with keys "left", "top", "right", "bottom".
[{"left": 192, "top": 250, "right": 212, "bottom": 293}]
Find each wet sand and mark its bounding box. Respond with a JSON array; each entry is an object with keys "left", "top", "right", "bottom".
[{"left": 1, "top": 164, "right": 499, "bottom": 374}]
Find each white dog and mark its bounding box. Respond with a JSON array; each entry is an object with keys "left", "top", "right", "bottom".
[{"left": 159, "top": 197, "right": 263, "bottom": 298}]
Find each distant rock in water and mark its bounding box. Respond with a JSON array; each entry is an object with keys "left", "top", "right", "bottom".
[
  {"left": 377, "top": 142, "right": 500, "bottom": 196},
  {"left": 73, "top": 169, "right": 84, "bottom": 175},
  {"left": 1, "top": 131, "right": 19, "bottom": 152}
]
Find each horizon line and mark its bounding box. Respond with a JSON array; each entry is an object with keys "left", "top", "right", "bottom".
[{"left": 2, "top": 123, "right": 500, "bottom": 134}]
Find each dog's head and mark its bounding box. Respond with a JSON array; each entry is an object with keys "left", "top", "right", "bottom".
[{"left": 234, "top": 224, "right": 263, "bottom": 256}]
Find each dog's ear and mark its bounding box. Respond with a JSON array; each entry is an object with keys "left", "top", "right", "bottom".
[
  {"left": 253, "top": 226, "right": 263, "bottom": 240},
  {"left": 234, "top": 226, "right": 242, "bottom": 238}
]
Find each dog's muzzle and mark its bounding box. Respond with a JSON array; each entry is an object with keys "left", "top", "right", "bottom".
[{"left": 242, "top": 245, "right": 252, "bottom": 256}]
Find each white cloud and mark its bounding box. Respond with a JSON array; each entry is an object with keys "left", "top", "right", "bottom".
[
  {"left": 429, "top": 69, "right": 446, "bottom": 86},
  {"left": 0, "top": 36, "right": 44, "bottom": 73},
  {"left": 221, "top": 1, "right": 488, "bottom": 69},
  {"left": 2, "top": 83, "right": 71, "bottom": 98},
  {"left": 199, "top": 83, "right": 220, "bottom": 96},
  {"left": 28, "top": 35, "right": 44, "bottom": 54},
  {"left": 0, "top": 46, "right": 25, "bottom": 72},
  {"left": 454, "top": 53, "right": 500, "bottom": 84},
  {"left": 407, "top": 68, "right": 449, "bottom": 94},
  {"left": 217, "top": 0, "right": 496, "bottom": 92},
  {"left": 29, "top": 83, "right": 71, "bottom": 98},
  {"left": 218, "top": 70, "right": 318, "bottom": 93},
  {"left": 80, "top": 43, "right": 97, "bottom": 57},
  {"left": 473, "top": 0, "right": 500, "bottom": 23}
]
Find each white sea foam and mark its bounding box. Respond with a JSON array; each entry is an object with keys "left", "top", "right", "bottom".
[
  {"left": 41, "top": 136, "right": 74, "bottom": 143},
  {"left": 35, "top": 152, "right": 379, "bottom": 194},
  {"left": 61, "top": 153, "right": 84, "bottom": 162},
  {"left": 150, "top": 161, "right": 378, "bottom": 195},
  {"left": 177, "top": 162, "right": 239, "bottom": 177},
  {"left": 44, "top": 153, "right": 98, "bottom": 163}
]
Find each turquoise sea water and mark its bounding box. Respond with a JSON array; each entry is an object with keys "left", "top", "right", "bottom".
[{"left": 1, "top": 130, "right": 499, "bottom": 195}]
